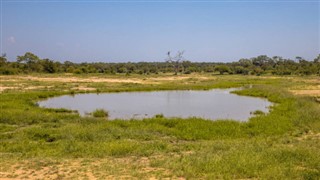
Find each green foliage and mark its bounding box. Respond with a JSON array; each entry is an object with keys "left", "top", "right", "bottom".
[
  {"left": 154, "top": 114, "right": 164, "bottom": 118},
  {"left": 214, "top": 65, "right": 231, "bottom": 74},
  {"left": 16, "top": 52, "right": 40, "bottom": 64},
  {"left": 234, "top": 66, "right": 249, "bottom": 75},
  {"left": 0, "top": 67, "right": 19, "bottom": 75},
  {"left": 92, "top": 109, "right": 109, "bottom": 118},
  {"left": 0, "top": 54, "right": 7, "bottom": 66},
  {"left": 1, "top": 52, "right": 319, "bottom": 75},
  {"left": 251, "top": 110, "right": 265, "bottom": 115}
]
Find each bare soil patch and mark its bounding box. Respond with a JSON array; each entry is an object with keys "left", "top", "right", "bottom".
[
  {"left": 0, "top": 156, "right": 180, "bottom": 179},
  {"left": 16, "top": 76, "right": 147, "bottom": 84},
  {"left": 0, "top": 86, "right": 17, "bottom": 92},
  {"left": 290, "top": 90, "right": 320, "bottom": 96},
  {"left": 296, "top": 131, "right": 320, "bottom": 141}
]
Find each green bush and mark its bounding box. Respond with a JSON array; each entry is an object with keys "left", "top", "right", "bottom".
[
  {"left": 251, "top": 110, "right": 265, "bottom": 116},
  {"left": 92, "top": 109, "right": 109, "bottom": 118},
  {"left": 154, "top": 114, "right": 164, "bottom": 118}
]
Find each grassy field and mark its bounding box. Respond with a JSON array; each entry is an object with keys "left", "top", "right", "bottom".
[{"left": 0, "top": 74, "right": 319, "bottom": 179}]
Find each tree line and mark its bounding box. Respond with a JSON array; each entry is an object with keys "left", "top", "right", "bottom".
[{"left": 0, "top": 52, "right": 319, "bottom": 76}]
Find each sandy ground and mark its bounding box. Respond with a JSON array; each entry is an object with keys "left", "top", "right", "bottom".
[
  {"left": 0, "top": 75, "right": 212, "bottom": 92},
  {"left": 6, "top": 76, "right": 149, "bottom": 84},
  {"left": 0, "top": 75, "right": 145, "bottom": 92},
  {"left": 0, "top": 156, "right": 182, "bottom": 180},
  {"left": 289, "top": 84, "right": 320, "bottom": 97},
  {"left": 1, "top": 75, "right": 319, "bottom": 96},
  {"left": 71, "top": 86, "right": 97, "bottom": 91},
  {"left": 0, "top": 75, "right": 208, "bottom": 83},
  {"left": 0, "top": 86, "right": 18, "bottom": 91},
  {"left": 290, "top": 90, "right": 320, "bottom": 96}
]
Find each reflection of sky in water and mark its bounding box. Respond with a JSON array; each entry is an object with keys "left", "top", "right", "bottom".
[{"left": 38, "top": 89, "right": 272, "bottom": 121}]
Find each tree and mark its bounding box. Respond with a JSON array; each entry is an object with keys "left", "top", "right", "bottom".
[
  {"left": 166, "top": 51, "right": 185, "bottom": 75},
  {"left": 295, "top": 56, "right": 303, "bottom": 62},
  {"left": 314, "top": 54, "right": 320, "bottom": 75},
  {"left": 182, "top": 60, "right": 192, "bottom": 73},
  {"left": 297, "top": 58, "right": 313, "bottom": 75},
  {"left": 238, "top": 58, "right": 252, "bottom": 68},
  {"left": 42, "top": 59, "right": 58, "bottom": 73},
  {"left": 234, "top": 66, "right": 249, "bottom": 75},
  {"left": 17, "top": 52, "right": 39, "bottom": 64},
  {"left": 17, "top": 52, "right": 43, "bottom": 72},
  {"left": 253, "top": 67, "right": 263, "bottom": 76},
  {"left": 0, "top": 53, "right": 7, "bottom": 67},
  {"left": 314, "top": 54, "right": 320, "bottom": 63},
  {"left": 214, "top": 65, "right": 230, "bottom": 75}
]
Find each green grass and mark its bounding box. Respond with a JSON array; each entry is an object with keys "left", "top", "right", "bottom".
[
  {"left": 91, "top": 109, "right": 109, "bottom": 118},
  {"left": 0, "top": 74, "right": 319, "bottom": 179}
]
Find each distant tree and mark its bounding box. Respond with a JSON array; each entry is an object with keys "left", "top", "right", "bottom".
[
  {"left": 296, "top": 58, "right": 313, "bottom": 75},
  {"left": 234, "top": 66, "right": 249, "bottom": 75},
  {"left": 0, "top": 51, "right": 318, "bottom": 76},
  {"left": 314, "top": 54, "right": 320, "bottom": 63},
  {"left": 0, "top": 53, "right": 7, "bottom": 67},
  {"left": 0, "top": 53, "right": 17, "bottom": 74},
  {"left": 17, "top": 52, "right": 43, "bottom": 72},
  {"left": 203, "top": 64, "right": 215, "bottom": 73},
  {"left": 252, "top": 55, "right": 267, "bottom": 66},
  {"left": 314, "top": 54, "right": 320, "bottom": 75},
  {"left": 117, "top": 67, "right": 127, "bottom": 74},
  {"left": 181, "top": 60, "right": 192, "bottom": 73},
  {"left": 17, "top": 52, "right": 39, "bottom": 64},
  {"left": 253, "top": 67, "right": 263, "bottom": 76},
  {"left": 251, "top": 55, "right": 274, "bottom": 70},
  {"left": 125, "top": 62, "right": 136, "bottom": 74},
  {"left": 214, "top": 65, "right": 230, "bottom": 75},
  {"left": 166, "top": 51, "right": 185, "bottom": 75},
  {"left": 42, "top": 59, "right": 58, "bottom": 73},
  {"left": 66, "top": 66, "right": 75, "bottom": 73},
  {"left": 238, "top": 58, "right": 252, "bottom": 68},
  {"left": 295, "top": 56, "right": 303, "bottom": 62}
]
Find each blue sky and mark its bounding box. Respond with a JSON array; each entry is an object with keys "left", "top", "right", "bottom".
[{"left": 1, "top": 0, "right": 319, "bottom": 62}]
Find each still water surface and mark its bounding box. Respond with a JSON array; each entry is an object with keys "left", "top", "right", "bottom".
[{"left": 38, "top": 89, "right": 272, "bottom": 121}]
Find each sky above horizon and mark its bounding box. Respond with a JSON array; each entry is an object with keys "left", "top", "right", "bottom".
[{"left": 1, "top": 0, "right": 319, "bottom": 62}]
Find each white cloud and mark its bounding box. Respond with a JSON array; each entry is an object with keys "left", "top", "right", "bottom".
[{"left": 8, "top": 36, "right": 16, "bottom": 44}]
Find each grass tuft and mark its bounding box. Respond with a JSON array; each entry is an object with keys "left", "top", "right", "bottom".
[{"left": 91, "top": 109, "right": 109, "bottom": 118}]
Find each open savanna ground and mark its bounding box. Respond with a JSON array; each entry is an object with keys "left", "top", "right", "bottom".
[{"left": 0, "top": 74, "right": 319, "bottom": 179}]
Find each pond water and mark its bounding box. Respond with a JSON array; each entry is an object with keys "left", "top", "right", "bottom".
[{"left": 38, "top": 89, "right": 272, "bottom": 121}]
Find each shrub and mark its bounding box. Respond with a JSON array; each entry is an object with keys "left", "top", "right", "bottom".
[
  {"left": 92, "top": 109, "right": 109, "bottom": 118},
  {"left": 154, "top": 114, "right": 164, "bottom": 118},
  {"left": 251, "top": 110, "right": 265, "bottom": 116}
]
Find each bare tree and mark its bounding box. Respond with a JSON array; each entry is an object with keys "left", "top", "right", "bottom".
[{"left": 166, "top": 51, "right": 185, "bottom": 75}]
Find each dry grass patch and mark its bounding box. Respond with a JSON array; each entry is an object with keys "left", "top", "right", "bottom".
[
  {"left": 290, "top": 90, "right": 320, "bottom": 96},
  {"left": 0, "top": 86, "right": 18, "bottom": 92},
  {"left": 296, "top": 131, "right": 320, "bottom": 141},
  {"left": 0, "top": 156, "right": 181, "bottom": 179}
]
